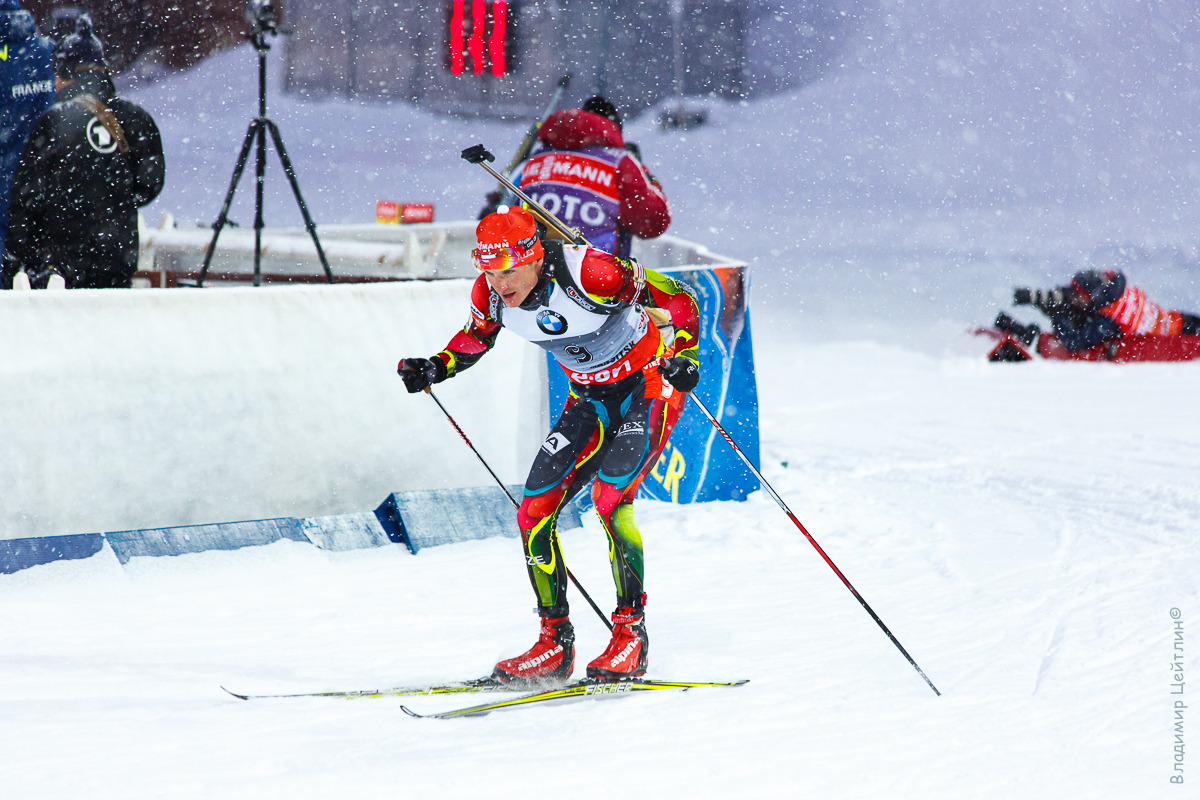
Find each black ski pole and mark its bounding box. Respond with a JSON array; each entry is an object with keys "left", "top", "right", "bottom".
[
  {"left": 688, "top": 391, "right": 941, "bottom": 696},
  {"left": 425, "top": 388, "right": 613, "bottom": 632}
]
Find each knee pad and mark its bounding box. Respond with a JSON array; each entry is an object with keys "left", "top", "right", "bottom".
[{"left": 518, "top": 492, "right": 561, "bottom": 529}]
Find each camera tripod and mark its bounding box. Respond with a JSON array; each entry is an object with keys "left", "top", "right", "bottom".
[{"left": 197, "top": 25, "right": 332, "bottom": 286}]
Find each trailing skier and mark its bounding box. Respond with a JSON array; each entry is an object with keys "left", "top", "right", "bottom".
[{"left": 488, "top": 95, "right": 671, "bottom": 259}]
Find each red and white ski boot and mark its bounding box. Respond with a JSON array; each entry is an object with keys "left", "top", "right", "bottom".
[
  {"left": 586, "top": 607, "right": 649, "bottom": 680},
  {"left": 492, "top": 616, "right": 575, "bottom": 686}
]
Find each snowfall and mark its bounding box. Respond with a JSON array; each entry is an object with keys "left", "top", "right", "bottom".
[{"left": 3, "top": 1, "right": 1199, "bottom": 797}]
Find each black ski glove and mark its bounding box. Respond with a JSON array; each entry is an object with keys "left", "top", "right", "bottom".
[
  {"left": 397, "top": 357, "right": 447, "bottom": 394},
  {"left": 657, "top": 356, "right": 700, "bottom": 393}
]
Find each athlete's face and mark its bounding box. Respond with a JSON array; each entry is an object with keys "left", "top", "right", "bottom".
[{"left": 485, "top": 258, "right": 543, "bottom": 307}]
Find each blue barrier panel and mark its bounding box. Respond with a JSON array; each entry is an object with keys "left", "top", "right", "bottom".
[
  {"left": 105, "top": 518, "right": 309, "bottom": 564},
  {"left": 0, "top": 533, "right": 107, "bottom": 575},
  {"left": 2, "top": 487, "right": 577, "bottom": 577},
  {"left": 548, "top": 264, "right": 760, "bottom": 505},
  {"left": 377, "top": 485, "right": 582, "bottom": 554},
  {"left": 302, "top": 512, "right": 395, "bottom": 551},
  {"left": 379, "top": 485, "right": 523, "bottom": 554},
  {"left": 374, "top": 495, "right": 408, "bottom": 548}
]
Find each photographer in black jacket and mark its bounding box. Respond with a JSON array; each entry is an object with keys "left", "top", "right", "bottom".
[{"left": 3, "top": 15, "right": 164, "bottom": 289}]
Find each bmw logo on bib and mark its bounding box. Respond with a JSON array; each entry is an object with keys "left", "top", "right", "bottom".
[{"left": 537, "top": 310, "right": 568, "bottom": 335}]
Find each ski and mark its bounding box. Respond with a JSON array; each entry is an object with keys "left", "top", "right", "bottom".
[
  {"left": 400, "top": 678, "right": 749, "bottom": 719},
  {"left": 221, "top": 676, "right": 511, "bottom": 701}
]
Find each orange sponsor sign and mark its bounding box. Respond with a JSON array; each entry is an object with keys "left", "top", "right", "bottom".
[{"left": 376, "top": 201, "right": 435, "bottom": 224}]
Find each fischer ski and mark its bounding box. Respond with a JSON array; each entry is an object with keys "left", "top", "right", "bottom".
[
  {"left": 221, "top": 676, "right": 511, "bottom": 701},
  {"left": 400, "top": 678, "right": 749, "bottom": 719}
]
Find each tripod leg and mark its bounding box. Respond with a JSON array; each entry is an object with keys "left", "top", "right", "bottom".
[
  {"left": 253, "top": 116, "right": 268, "bottom": 287},
  {"left": 198, "top": 121, "right": 263, "bottom": 287},
  {"left": 264, "top": 120, "right": 335, "bottom": 284}
]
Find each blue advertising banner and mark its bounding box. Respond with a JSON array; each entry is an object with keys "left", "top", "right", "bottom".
[{"left": 547, "top": 264, "right": 760, "bottom": 505}]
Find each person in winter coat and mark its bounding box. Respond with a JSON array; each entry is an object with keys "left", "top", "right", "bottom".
[
  {"left": 3, "top": 15, "right": 164, "bottom": 289},
  {"left": 0, "top": 0, "right": 55, "bottom": 265},
  {"left": 490, "top": 96, "right": 671, "bottom": 260},
  {"left": 397, "top": 205, "right": 699, "bottom": 686},
  {"left": 1001, "top": 269, "right": 1200, "bottom": 351}
]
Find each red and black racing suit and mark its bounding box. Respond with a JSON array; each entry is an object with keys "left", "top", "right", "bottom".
[{"left": 432, "top": 241, "right": 699, "bottom": 616}]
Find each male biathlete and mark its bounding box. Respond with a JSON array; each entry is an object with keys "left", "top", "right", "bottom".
[{"left": 398, "top": 205, "right": 700, "bottom": 684}]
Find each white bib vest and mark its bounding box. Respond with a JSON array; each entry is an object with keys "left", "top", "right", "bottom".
[{"left": 495, "top": 244, "right": 654, "bottom": 385}]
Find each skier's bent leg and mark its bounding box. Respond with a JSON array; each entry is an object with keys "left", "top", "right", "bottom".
[
  {"left": 587, "top": 487, "right": 650, "bottom": 680},
  {"left": 491, "top": 492, "right": 577, "bottom": 685},
  {"left": 592, "top": 486, "right": 645, "bottom": 608},
  {"left": 516, "top": 397, "right": 603, "bottom": 617},
  {"left": 517, "top": 492, "right": 570, "bottom": 618}
]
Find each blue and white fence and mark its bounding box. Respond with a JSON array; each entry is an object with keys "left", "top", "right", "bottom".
[{"left": 0, "top": 484, "right": 585, "bottom": 575}]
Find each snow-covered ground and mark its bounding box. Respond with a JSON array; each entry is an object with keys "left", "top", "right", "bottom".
[{"left": 3, "top": 1, "right": 1199, "bottom": 797}]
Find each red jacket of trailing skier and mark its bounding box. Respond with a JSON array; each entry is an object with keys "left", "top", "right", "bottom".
[{"left": 514, "top": 96, "right": 670, "bottom": 259}]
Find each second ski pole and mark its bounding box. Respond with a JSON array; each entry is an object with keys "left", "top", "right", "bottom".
[
  {"left": 687, "top": 390, "right": 941, "bottom": 696},
  {"left": 424, "top": 388, "right": 613, "bottom": 632}
]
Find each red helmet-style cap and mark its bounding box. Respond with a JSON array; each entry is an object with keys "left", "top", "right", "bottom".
[{"left": 473, "top": 206, "right": 543, "bottom": 271}]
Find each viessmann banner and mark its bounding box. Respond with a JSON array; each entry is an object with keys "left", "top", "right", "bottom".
[{"left": 547, "top": 264, "right": 760, "bottom": 504}]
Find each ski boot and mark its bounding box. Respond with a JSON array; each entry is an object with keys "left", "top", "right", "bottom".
[
  {"left": 586, "top": 607, "right": 649, "bottom": 680},
  {"left": 492, "top": 616, "right": 575, "bottom": 686}
]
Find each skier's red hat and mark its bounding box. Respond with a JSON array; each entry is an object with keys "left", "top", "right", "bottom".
[{"left": 473, "top": 206, "right": 543, "bottom": 272}]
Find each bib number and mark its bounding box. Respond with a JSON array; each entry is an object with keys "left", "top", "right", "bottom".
[
  {"left": 564, "top": 344, "right": 593, "bottom": 364},
  {"left": 570, "top": 358, "right": 633, "bottom": 385}
]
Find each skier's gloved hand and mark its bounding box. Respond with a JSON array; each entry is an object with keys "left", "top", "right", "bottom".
[
  {"left": 397, "top": 357, "right": 447, "bottom": 394},
  {"left": 656, "top": 356, "right": 699, "bottom": 393},
  {"left": 1013, "top": 287, "right": 1033, "bottom": 305}
]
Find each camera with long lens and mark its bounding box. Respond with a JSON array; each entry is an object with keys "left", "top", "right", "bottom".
[
  {"left": 244, "top": 0, "right": 277, "bottom": 36},
  {"left": 1014, "top": 286, "right": 1073, "bottom": 311}
]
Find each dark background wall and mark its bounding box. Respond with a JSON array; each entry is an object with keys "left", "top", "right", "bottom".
[
  {"left": 281, "top": 0, "right": 861, "bottom": 119},
  {"left": 18, "top": 1, "right": 861, "bottom": 118},
  {"left": 22, "top": 0, "right": 246, "bottom": 71}
]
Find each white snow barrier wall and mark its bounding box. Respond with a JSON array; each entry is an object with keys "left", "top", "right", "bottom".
[{"left": 0, "top": 281, "right": 548, "bottom": 542}]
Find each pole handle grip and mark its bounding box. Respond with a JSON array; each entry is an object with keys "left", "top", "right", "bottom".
[{"left": 461, "top": 144, "right": 495, "bottom": 164}]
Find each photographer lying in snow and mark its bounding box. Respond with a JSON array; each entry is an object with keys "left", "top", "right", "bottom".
[{"left": 996, "top": 269, "right": 1200, "bottom": 352}]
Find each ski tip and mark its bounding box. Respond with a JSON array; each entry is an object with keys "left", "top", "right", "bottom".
[
  {"left": 220, "top": 685, "right": 250, "bottom": 701},
  {"left": 400, "top": 705, "right": 426, "bottom": 719}
]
